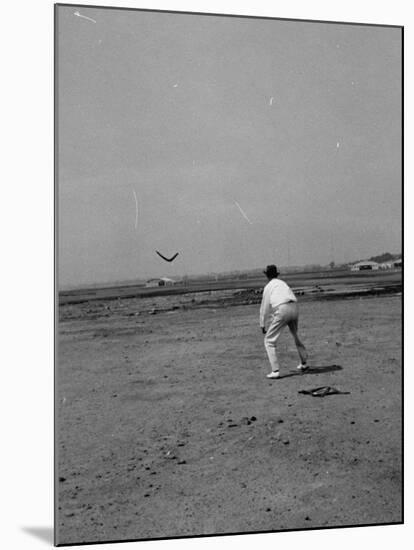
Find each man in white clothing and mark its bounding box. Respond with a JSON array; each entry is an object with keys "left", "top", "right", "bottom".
[{"left": 260, "top": 265, "right": 308, "bottom": 379}]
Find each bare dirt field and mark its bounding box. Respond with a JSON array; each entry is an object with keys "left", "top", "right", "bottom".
[{"left": 56, "top": 292, "right": 402, "bottom": 545}]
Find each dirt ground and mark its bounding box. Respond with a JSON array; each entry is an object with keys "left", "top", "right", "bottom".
[{"left": 56, "top": 294, "right": 402, "bottom": 545}]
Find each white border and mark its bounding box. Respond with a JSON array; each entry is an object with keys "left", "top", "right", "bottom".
[{"left": 2, "top": 1, "right": 410, "bottom": 549}]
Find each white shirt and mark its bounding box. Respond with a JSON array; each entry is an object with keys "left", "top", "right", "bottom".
[{"left": 259, "top": 278, "right": 297, "bottom": 328}]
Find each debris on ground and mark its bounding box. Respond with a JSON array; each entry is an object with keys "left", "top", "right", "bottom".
[{"left": 298, "top": 386, "right": 350, "bottom": 397}]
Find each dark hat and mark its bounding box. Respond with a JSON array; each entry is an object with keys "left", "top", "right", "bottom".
[{"left": 264, "top": 264, "right": 279, "bottom": 277}]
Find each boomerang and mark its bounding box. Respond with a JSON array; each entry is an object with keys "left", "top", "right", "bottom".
[{"left": 155, "top": 251, "right": 179, "bottom": 262}]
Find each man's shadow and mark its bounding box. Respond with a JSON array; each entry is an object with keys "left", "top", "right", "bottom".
[
  {"left": 280, "top": 364, "right": 342, "bottom": 378},
  {"left": 22, "top": 527, "right": 54, "bottom": 545}
]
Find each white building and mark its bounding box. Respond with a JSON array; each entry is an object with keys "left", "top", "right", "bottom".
[
  {"left": 350, "top": 261, "right": 380, "bottom": 271},
  {"left": 145, "top": 277, "right": 176, "bottom": 287}
]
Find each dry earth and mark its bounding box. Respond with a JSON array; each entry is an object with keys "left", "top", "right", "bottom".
[{"left": 56, "top": 294, "right": 402, "bottom": 545}]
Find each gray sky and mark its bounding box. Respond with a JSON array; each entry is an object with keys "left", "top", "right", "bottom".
[{"left": 57, "top": 6, "right": 402, "bottom": 288}]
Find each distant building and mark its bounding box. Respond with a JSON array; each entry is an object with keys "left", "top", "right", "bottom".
[
  {"left": 145, "top": 277, "right": 175, "bottom": 287},
  {"left": 350, "top": 261, "right": 380, "bottom": 271},
  {"left": 379, "top": 262, "right": 394, "bottom": 269},
  {"left": 393, "top": 259, "right": 402, "bottom": 268}
]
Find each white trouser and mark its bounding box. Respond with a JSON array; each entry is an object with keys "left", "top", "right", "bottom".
[{"left": 264, "top": 302, "right": 307, "bottom": 372}]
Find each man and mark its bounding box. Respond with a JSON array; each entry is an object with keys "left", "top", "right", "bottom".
[{"left": 260, "top": 265, "right": 308, "bottom": 379}]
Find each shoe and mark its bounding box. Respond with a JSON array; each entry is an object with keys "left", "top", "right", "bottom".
[
  {"left": 266, "top": 371, "right": 280, "bottom": 379},
  {"left": 297, "top": 364, "right": 309, "bottom": 372}
]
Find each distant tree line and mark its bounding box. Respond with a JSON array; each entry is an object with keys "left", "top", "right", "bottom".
[{"left": 368, "top": 252, "right": 402, "bottom": 263}]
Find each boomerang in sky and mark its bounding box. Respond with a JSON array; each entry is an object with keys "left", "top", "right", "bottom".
[{"left": 155, "top": 251, "right": 179, "bottom": 262}]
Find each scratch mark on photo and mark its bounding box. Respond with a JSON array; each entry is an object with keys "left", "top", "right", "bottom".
[
  {"left": 234, "top": 201, "right": 253, "bottom": 225},
  {"left": 74, "top": 10, "right": 97, "bottom": 24}
]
